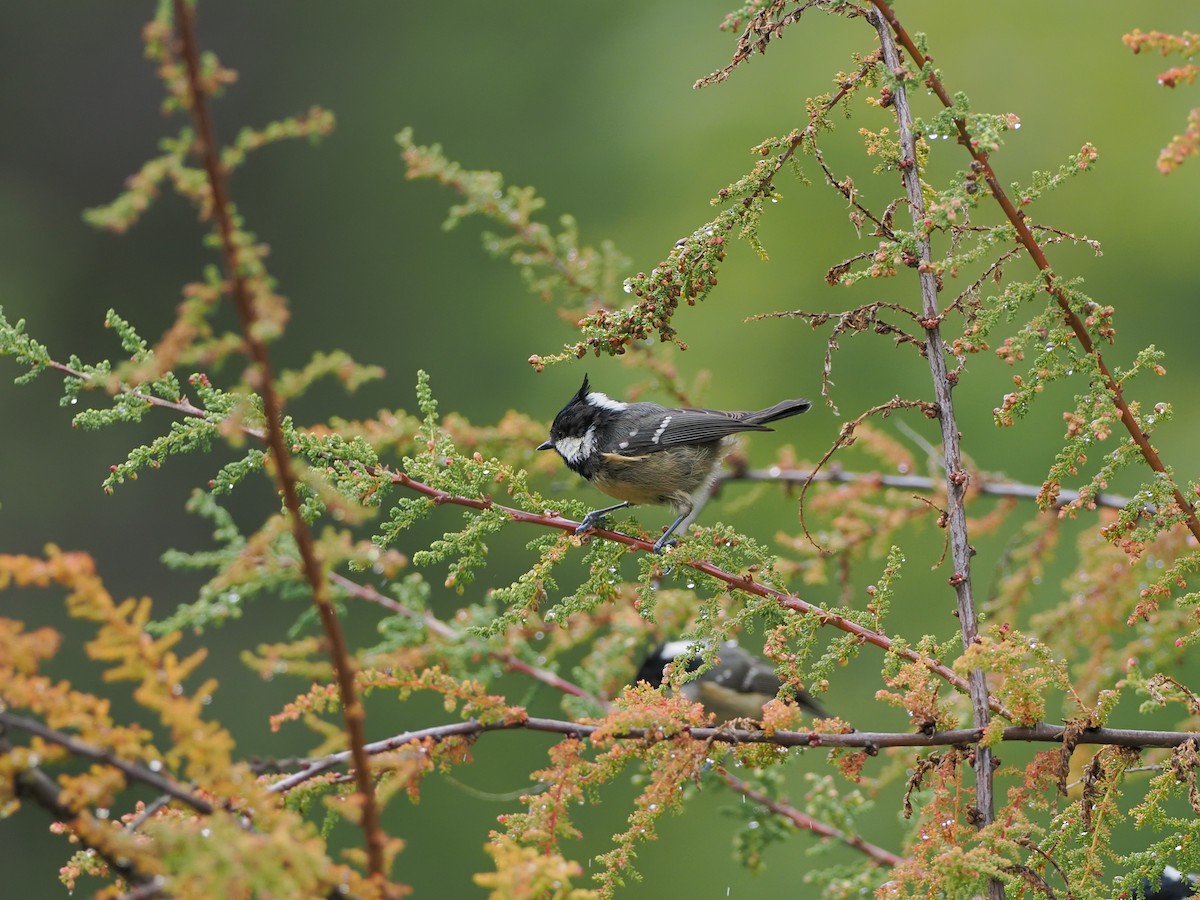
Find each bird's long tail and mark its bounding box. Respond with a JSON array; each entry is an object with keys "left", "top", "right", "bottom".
[{"left": 746, "top": 398, "right": 812, "bottom": 425}]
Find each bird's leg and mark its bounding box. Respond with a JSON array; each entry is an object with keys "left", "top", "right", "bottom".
[
  {"left": 576, "top": 501, "right": 632, "bottom": 535},
  {"left": 652, "top": 511, "right": 689, "bottom": 554}
]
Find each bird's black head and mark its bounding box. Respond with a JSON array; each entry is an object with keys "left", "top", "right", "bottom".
[{"left": 537, "top": 375, "right": 628, "bottom": 474}]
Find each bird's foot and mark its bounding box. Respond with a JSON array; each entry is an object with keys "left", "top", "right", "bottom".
[
  {"left": 651, "top": 535, "right": 678, "bottom": 555},
  {"left": 575, "top": 511, "right": 606, "bottom": 535}
]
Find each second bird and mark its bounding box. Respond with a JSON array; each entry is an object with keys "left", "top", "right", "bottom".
[{"left": 538, "top": 376, "right": 811, "bottom": 552}]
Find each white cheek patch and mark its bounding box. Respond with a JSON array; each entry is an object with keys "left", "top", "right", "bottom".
[
  {"left": 661, "top": 639, "right": 695, "bottom": 660},
  {"left": 555, "top": 424, "right": 597, "bottom": 464},
  {"left": 586, "top": 391, "right": 629, "bottom": 412},
  {"left": 651, "top": 415, "right": 672, "bottom": 444}
]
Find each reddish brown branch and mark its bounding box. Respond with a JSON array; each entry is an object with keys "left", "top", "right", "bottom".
[
  {"left": 868, "top": 0, "right": 1200, "bottom": 548},
  {"left": 170, "top": 1, "right": 386, "bottom": 880},
  {"left": 716, "top": 768, "right": 906, "bottom": 867}
]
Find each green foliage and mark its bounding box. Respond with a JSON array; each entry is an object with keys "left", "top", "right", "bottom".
[
  {"left": 397, "top": 127, "right": 628, "bottom": 327},
  {"left": 0, "top": 310, "right": 53, "bottom": 384}
]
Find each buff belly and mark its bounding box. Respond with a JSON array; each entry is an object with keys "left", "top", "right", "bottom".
[{"left": 588, "top": 440, "right": 729, "bottom": 510}]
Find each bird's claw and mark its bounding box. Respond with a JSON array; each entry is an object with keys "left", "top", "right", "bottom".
[
  {"left": 651, "top": 536, "right": 678, "bottom": 555},
  {"left": 575, "top": 513, "right": 605, "bottom": 535}
]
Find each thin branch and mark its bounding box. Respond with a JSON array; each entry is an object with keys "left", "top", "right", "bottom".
[
  {"left": 266, "top": 715, "right": 1200, "bottom": 796},
  {"left": 720, "top": 465, "right": 1137, "bottom": 512},
  {"left": 170, "top": 1, "right": 385, "bottom": 879},
  {"left": 868, "top": 11, "right": 1000, "bottom": 900},
  {"left": 695, "top": 0, "right": 837, "bottom": 88},
  {"left": 792, "top": 397, "right": 937, "bottom": 550},
  {"left": 0, "top": 710, "right": 214, "bottom": 815},
  {"left": 265, "top": 721, "right": 484, "bottom": 795},
  {"left": 49, "top": 359, "right": 240, "bottom": 432},
  {"left": 3, "top": 736, "right": 162, "bottom": 892},
  {"left": 869, "top": 0, "right": 1200, "bottom": 548},
  {"left": 47, "top": 340, "right": 1142, "bottom": 522},
  {"left": 328, "top": 571, "right": 607, "bottom": 708},
  {"left": 716, "top": 768, "right": 906, "bottom": 868}
]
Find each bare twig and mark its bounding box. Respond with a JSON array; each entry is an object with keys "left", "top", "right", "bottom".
[
  {"left": 170, "top": 1, "right": 385, "bottom": 880},
  {"left": 719, "top": 465, "right": 1136, "bottom": 512},
  {"left": 266, "top": 721, "right": 484, "bottom": 795},
  {"left": 0, "top": 710, "right": 213, "bottom": 815},
  {"left": 716, "top": 768, "right": 906, "bottom": 867},
  {"left": 867, "top": 10, "right": 1000, "bottom": 899},
  {"left": 792, "top": 398, "right": 937, "bottom": 549},
  {"left": 328, "top": 571, "right": 607, "bottom": 708}
]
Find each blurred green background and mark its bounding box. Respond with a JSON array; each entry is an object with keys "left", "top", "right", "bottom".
[{"left": 2, "top": 2, "right": 1198, "bottom": 896}]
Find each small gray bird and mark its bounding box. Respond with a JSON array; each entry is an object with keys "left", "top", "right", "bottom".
[
  {"left": 635, "top": 639, "right": 828, "bottom": 723},
  {"left": 538, "top": 376, "right": 811, "bottom": 552}
]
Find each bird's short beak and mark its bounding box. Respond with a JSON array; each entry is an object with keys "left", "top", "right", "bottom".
[{"left": 536, "top": 440, "right": 553, "bottom": 451}]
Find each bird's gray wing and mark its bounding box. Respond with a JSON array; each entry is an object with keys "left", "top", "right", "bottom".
[{"left": 606, "top": 405, "right": 774, "bottom": 455}]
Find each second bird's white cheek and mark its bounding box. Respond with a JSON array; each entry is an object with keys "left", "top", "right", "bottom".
[{"left": 555, "top": 424, "right": 597, "bottom": 464}]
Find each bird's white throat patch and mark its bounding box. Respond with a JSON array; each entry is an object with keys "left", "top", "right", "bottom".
[
  {"left": 554, "top": 424, "right": 597, "bottom": 464},
  {"left": 660, "top": 639, "right": 697, "bottom": 661},
  {"left": 585, "top": 391, "right": 628, "bottom": 412}
]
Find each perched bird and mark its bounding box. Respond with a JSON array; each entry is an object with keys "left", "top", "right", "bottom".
[
  {"left": 537, "top": 376, "right": 811, "bottom": 552},
  {"left": 635, "top": 639, "right": 828, "bottom": 723},
  {"left": 1142, "top": 866, "right": 1198, "bottom": 899}
]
